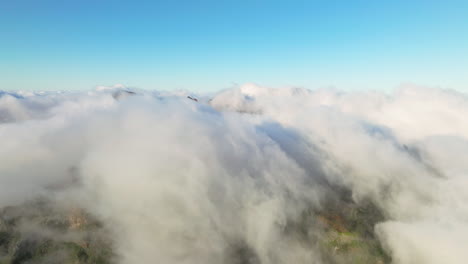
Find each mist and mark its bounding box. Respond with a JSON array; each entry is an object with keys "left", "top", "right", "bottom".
[{"left": 1, "top": 84, "right": 468, "bottom": 264}]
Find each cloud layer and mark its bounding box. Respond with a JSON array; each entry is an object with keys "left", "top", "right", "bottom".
[{"left": 1, "top": 84, "right": 468, "bottom": 263}]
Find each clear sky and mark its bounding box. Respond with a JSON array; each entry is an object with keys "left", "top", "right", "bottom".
[{"left": 1, "top": 0, "right": 467, "bottom": 92}]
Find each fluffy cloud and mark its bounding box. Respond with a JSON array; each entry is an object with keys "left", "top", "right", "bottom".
[{"left": 1, "top": 84, "right": 467, "bottom": 263}]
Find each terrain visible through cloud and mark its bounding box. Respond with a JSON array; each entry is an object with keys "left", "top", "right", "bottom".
[{"left": 1, "top": 84, "right": 468, "bottom": 264}]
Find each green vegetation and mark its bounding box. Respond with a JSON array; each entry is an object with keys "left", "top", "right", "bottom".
[
  {"left": 0, "top": 200, "right": 114, "bottom": 264},
  {"left": 317, "top": 197, "right": 391, "bottom": 264},
  {"left": 0, "top": 196, "right": 390, "bottom": 264}
]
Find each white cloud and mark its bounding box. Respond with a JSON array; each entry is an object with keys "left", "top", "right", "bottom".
[{"left": 1, "top": 84, "right": 468, "bottom": 263}]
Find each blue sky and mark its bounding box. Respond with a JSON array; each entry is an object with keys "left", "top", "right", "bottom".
[{"left": 1, "top": 0, "right": 467, "bottom": 92}]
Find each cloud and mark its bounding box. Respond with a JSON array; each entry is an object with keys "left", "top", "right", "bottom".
[{"left": 1, "top": 84, "right": 468, "bottom": 263}]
